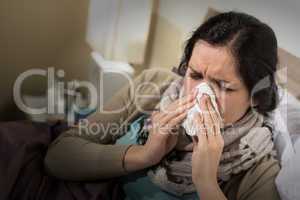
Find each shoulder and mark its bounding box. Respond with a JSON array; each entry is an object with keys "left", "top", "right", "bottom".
[{"left": 237, "top": 155, "right": 281, "bottom": 200}]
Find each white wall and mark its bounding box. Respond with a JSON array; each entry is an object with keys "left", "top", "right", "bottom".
[
  {"left": 0, "top": 0, "right": 91, "bottom": 120},
  {"left": 86, "top": 0, "right": 153, "bottom": 64},
  {"left": 210, "top": 0, "right": 300, "bottom": 57},
  {"left": 147, "top": 0, "right": 300, "bottom": 69}
]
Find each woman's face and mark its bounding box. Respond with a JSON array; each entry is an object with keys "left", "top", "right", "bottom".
[{"left": 183, "top": 40, "right": 250, "bottom": 125}]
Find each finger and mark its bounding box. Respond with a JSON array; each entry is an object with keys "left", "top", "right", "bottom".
[
  {"left": 194, "top": 112, "right": 207, "bottom": 146},
  {"left": 160, "top": 100, "right": 195, "bottom": 125},
  {"left": 168, "top": 90, "right": 197, "bottom": 112},
  {"left": 216, "top": 132, "right": 224, "bottom": 148},
  {"left": 151, "top": 110, "right": 160, "bottom": 117},
  {"left": 206, "top": 97, "right": 221, "bottom": 136},
  {"left": 150, "top": 111, "right": 165, "bottom": 129},
  {"left": 168, "top": 109, "right": 188, "bottom": 127},
  {"left": 159, "top": 106, "right": 189, "bottom": 134},
  {"left": 205, "top": 99, "right": 224, "bottom": 149},
  {"left": 161, "top": 95, "right": 195, "bottom": 117},
  {"left": 199, "top": 95, "right": 214, "bottom": 141},
  {"left": 166, "top": 108, "right": 191, "bottom": 134},
  {"left": 156, "top": 100, "right": 194, "bottom": 133}
]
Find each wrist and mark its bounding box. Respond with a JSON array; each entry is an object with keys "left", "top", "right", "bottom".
[
  {"left": 141, "top": 145, "right": 162, "bottom": 166},
  {"left": 193, "top": 177, "right": 219, "bottom": 192},
  {"left": 124, "top": 145, "right": 154, "bottom": 173},
  {"left": 195, "top": 181, "right": 226, "bottom": 200},
  {"left": 194, "top": 180, "right": 219, "bottom": 192}
]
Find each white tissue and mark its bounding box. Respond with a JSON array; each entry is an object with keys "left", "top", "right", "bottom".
[{"left": 182, "top": 82, "right": 221, "bottom": 136}]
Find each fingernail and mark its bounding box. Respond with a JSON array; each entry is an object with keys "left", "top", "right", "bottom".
[{"left": 200, "top": 97, "right": 206, "bottom": 108}]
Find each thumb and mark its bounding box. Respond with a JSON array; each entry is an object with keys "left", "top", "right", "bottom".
[{"left": 183, "top": 143, "right": 194, "bottom": 151}]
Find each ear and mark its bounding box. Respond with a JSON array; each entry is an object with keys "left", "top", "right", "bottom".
[
  {"left": 249, "top": 94, "right": 257, "bottom": 108},
  {"left": 251, "top": 99, "right": 259, "bottom": 109}
]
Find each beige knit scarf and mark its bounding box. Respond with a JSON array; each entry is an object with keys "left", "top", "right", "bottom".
[{"left": 146, "top": 78, "right": 276, "bottom": 196}]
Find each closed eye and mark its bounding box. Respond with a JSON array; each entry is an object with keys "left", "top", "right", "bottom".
[
  {"left": 190, "top": 72, "right": 203, "bottom": 80},
  {"left": 214, "top": 81, "right": 235, "bottom": 92}
]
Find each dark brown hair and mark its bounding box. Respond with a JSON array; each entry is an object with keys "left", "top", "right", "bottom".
[{"left": 177, "top": 11, "right": 279, "bottom": 116}]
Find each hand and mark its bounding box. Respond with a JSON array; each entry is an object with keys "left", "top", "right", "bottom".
[
  {"left": 142, "top": 91, "right": 197, "bottom": 166},
  {"left": 191, "top": 94, "right": 224, "bottom": 188}
]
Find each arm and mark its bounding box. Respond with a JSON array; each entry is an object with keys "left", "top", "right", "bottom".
[
  {"left": 191, "top": 95, "right": 227, "bottom": 200},
  {"left": 44, "top": 69, "right": 181, "bottom": 181},
  {"left": 45, "top": 131, "right": 157, "bottom": 180},
  {"left": 44, "top": 91, "right": 141, "bottom": 180},
  {"left": 195, "top": 182, "right": 226, "bottom": 200},
  {"left": 45, "top": 70, "right": 150, "bottom": 180},
  {"left": 45, "top": 131, "right": 135, "bottom": 180}
]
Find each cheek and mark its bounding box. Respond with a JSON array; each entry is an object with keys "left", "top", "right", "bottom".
[{"left": 218, "top": 91, "right": 250, "bottom": 124}]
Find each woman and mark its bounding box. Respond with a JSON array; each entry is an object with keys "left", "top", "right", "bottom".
[{"left": 45, "top": 12, "right": 281, "bottom": 200}]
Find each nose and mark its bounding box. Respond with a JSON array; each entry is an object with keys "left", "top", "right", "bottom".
[{"left": 205, "top": 81, "right": 218, "bottom": 96}]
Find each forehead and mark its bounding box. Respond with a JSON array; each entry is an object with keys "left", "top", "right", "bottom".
[{"left": 189, "top": 41, "right": 241, "bottom": 83}]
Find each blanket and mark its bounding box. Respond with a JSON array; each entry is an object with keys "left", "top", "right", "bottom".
[{"left": 0, "top": 121, "right": 123, "bottom": 200}]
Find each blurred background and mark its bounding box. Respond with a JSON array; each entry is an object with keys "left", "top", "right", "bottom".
[{"left": 0, "top": 0, "right": 299, "bottom": 121}]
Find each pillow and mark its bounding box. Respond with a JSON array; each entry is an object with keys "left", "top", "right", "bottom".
[
  {"left": 273, "top": 87, "right": 300, "bottom": 200},
  {"left": 270, "top": 87, "right": 296, "bottom": 164},
  {"left": 275, "top": 138, "right": 300, "bottom": 200}
]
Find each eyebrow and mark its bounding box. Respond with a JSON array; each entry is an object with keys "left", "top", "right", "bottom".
[
  {"left": 189, "top": 66, "right": 229, "bottom": 83},
  {"left": 189, "top": 65, "right": 237, "bottom": 87}
]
